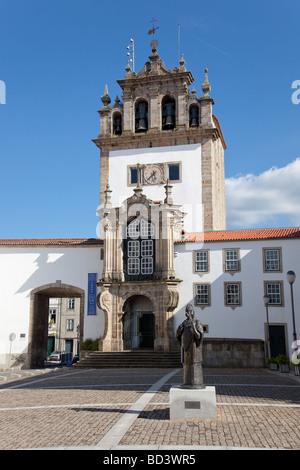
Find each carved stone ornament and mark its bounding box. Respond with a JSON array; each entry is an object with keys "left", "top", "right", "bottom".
[
  {"left": 97, "top": 289, "right": 112, "bottom": 314},
  {"left": 166, "top": 287, "right": 179, "bottom": 311}
]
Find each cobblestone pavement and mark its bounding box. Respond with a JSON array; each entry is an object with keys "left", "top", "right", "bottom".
[{"left": 0, "top": 367, "right": 299, "bottom": 450}]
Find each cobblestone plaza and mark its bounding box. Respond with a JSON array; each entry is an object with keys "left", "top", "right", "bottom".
[{"left": 0, "top": 367, "right": 299, "bottom": 450}]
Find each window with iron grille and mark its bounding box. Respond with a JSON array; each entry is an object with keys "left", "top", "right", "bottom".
[
  {"left": 141, "top": 256, "right": 153, "bottom": 275},
  {"left": 128, "top": 240, "right": 140, "bottom": 258},
  {"left": 224, "top": 249, "right": 240, "bottom": 272},
  {"left": 141, "top": 219, "right": 154, "bottom": 237},
  {"left": 127, "top": 219, "right": 140, "bottom": 239},
  {"left": 195, "top": 284, "right": 210, "bottom": 306},
  {"left": 128, "top": 257, "right": 140, "bottom": 275},
  {"left": 264, "top": 248, "right": 281, "bottom": 272},
  {"left": 67, "top": 319, "right": 74, "bottom": 331},
  {"left": 195, "top": 250, "right": 209, "bottom": 273},
  {"left": 141, "top": 239, "right": 153, "bottom": 257},
  {"left": 265, "top": 282, "right": 283, "bottom": 305},
  {"left": 124, "top": 218, "right": 155, "bottom": 281},
  {"left": 225, "top": 283, "right": 241, "bottom": 306}
]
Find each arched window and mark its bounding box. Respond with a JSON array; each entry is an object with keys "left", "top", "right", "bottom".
[
  {"left": 189, "top": 105, "right": 200, "bottom": 128},
  {"left": 113, "top": 112, "right": 122, "bottom": 135},
  {"left": 135, "top": 100, "right": 148, "bottom": 133},
  {"left": 162, "top": 96, "right": 176, "bottom": 130},
  {"left": 124, "top": 218, "right": 155, "bottom": 281}
]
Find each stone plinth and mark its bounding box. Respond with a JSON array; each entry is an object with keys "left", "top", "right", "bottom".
[{"left": 169, "top": 385, "right": 217, "bottom": 420}]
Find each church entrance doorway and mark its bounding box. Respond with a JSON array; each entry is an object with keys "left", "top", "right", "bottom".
[
  {"left": 122, "top": 295, "right": 155, "bottom": 350},
  {"left": 28, "top": 282, "right": 84, "bottom": 368}
]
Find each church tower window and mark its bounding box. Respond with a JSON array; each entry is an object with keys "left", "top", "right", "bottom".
[
  {"left": 124, "top": 218, "right": 155, "bottom": 281},
  {"left": 113, "top": 112, "right": 122, "bottom": 135},
  {"left": 168, "top": 163, "right": 180, "bottom": 182},
  {"left": 189, "top": 104, "right": 200, "bottom": 128},
  {"left": 162, "top": 96, "right": 176, "bottom": 130},
  {"left": 135, "top": 100, "right": 148, "bottom": 133}
]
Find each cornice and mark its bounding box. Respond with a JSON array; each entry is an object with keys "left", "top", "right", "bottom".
[{"left": 92, "top": 126, "right": 224, "bottom": 151}]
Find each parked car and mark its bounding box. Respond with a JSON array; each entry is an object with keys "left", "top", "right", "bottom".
[{"left": 49, "top": 351, "right": 62, "bottom": 361}]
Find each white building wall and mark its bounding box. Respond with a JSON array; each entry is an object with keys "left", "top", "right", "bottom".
[
  {"left": 109, "top": 144, "right": 203, "bottom": 233},
  {"left": 174, "top": 238, "right": 300, "bottom": 358},
  {"left": 0, "top": 246, "right": 104, "bottom": 369},
  {"left": 0, "top": 237, "right": 299, "bottom": 368}
]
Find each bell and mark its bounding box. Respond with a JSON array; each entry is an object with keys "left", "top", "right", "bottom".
[
  {"left": 189, "top": 106, "right": 199, "bottom": 127},
  {"left": 136, "top": 118, "right": 147, "bottom": 132},
  {"left": 135, "top": 102, "right": 148, "bottom": 132},
  {"left": 164, "top": 114, "right": 174, "bottom": 129},
  {"left": 162, "top": 101, "right": 175, "bottom": 130},
  {"left": 114, "top": 119, "right": 122, "bottom": 135},
  {"left": 190, "top": 117, "right": 198, "bottom": 128}
]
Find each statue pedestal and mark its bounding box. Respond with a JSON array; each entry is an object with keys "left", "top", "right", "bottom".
[{"left": 169, "top": 385, "right": 217, "bottom": 420}]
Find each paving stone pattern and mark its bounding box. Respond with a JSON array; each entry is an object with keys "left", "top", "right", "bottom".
[{"left": 0, "top": 367, "right": 299, "bottom": 450}]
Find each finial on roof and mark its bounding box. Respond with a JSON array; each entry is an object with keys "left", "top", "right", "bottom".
[
  {"left": 164, "top": 178, "right": 173, "bottom": 205},
  {"left": 202, "top": 68, "right": 211, "bottom": 96},
  {"left": 113, "top": 95, "right": 122, "bottom": 108},
  {"left": 125, "top": 61, "right": 132, "bottom": 75},
  {"left": 101, "top": 85, "right": 111, "bottom": 106},
  {"left": 179, "top": 54, "right": 186, "bottom": 71},
  {"left": 148, "top": 17, "right": 159, "bottom": 52},
  {"left": 133, "top": 163, "right": 145, "bottom": 198},
  {"left": 104, "top": 184, "right": 112, "bottom": 207}
]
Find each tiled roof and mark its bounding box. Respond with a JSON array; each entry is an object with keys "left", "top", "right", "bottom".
[
  {"left": 0, "top": 228, "right": 299, "bottom": 247},
  {"left": 178, "top": 228, "right": 300, "bottom": 243},
  {"left": 0, "top": 238, "right": 103, "bottom": 246}
]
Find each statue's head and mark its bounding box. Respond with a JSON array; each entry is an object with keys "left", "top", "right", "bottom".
[{"left": 185, "top": 303, "right": 194, "bottom": 319}]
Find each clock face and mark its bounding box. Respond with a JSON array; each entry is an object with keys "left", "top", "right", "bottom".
[{"left": 144, "top": 165, "right": 164, "bottom": 185}]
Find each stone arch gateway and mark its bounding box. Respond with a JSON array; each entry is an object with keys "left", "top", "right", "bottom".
[{"left": 28, "top": 281, "right": 85, "bottom": 368}]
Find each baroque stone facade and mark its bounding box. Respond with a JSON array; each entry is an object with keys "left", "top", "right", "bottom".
[
  {"left": 93, "top": 45, "right": 227, "bottom": 352},
  {"left": 96, "top": 181, "right": 184, "bottom": 352},
  {"left": 93, "top": 48, "right": 226, "bottom": 232}
]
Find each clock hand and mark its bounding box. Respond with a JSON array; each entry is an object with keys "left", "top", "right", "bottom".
[{"left": 150, "top": 170, "right": 156, "bottom": 182}]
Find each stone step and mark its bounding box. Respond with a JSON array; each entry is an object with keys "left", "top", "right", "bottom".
[{"left": 74, "top": 350, "right": 181, "bottom": 369}]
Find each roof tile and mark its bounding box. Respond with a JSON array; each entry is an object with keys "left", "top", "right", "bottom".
[
  {"left": 0, "top": 228, "right": 299, "bottom": 247},
  {"left": 0, "top": 238, "right": 103, "bottom": 246},
  {"left": 179, "top": 228, "right": 300, "bottom": 243}
]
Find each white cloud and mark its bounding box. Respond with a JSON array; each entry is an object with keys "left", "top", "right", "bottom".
[{"left": 225, "top": 158, "right": 300, "bottom": 228}]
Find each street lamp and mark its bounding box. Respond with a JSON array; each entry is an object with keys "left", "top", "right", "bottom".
[
  {"left": 264, "top": 294, "right": 271, "bottom": 359},
  {"left": 287, "top": 270, "right": 299, "bottom": 375},
  {"left": 287, "top": 270, "right": 297, "bottom": 344}
]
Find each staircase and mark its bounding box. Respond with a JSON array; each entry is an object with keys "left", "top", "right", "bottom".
[{"left": 74, "top": 350, "right": 181, "bottom": 369}]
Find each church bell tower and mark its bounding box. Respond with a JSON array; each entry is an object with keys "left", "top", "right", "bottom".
[
  {"left": 93, "top": 38, "right": 226, "bottom": 353},
  {"left": 93, "top": 43, "right": 226, "bottom": 232}
]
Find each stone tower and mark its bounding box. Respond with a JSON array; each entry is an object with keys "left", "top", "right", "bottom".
[
  {"left": 93, "top": 43, "right": 227, "bottom": 353},
  {"left": 93, "top": 46, "right": 226, "bottom": 232}
]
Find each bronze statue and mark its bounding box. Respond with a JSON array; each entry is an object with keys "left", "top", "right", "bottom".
[{"left": 176, "top": 304, "right": 204, "bottom": 388}]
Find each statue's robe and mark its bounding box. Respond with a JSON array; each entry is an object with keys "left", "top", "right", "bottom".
[{"left": 176, "top": 319, "right": 204, "bottom": 387}]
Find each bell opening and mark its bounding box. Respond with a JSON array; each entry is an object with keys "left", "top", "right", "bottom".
[
  {"left": 135, "top": 101, "right": 148, "bottom": 133},
  {"left": 162, "top": 97, "right": 176, "bottom": 130}
]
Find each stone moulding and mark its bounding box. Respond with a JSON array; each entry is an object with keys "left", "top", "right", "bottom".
[{"left": 96, "top": 279, "right": 181, "bottom": 352}]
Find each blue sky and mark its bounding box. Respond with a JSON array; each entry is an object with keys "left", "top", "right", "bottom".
[{"left": 0, "top": 0, "right": 300, "bottom": 238}]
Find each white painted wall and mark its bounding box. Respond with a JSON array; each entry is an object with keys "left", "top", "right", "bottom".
[
  {"left": 109, "top": 144, "right": 203, "bottom": 232},
  {"left": 174, "top": 238, "right": 300, "bottom": 358},
  {"left": 1, "top": 237, "right": 299, "bottom": 368},
  {"left": 0, "top": 246, "right": 104, "bottom": 369}
]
